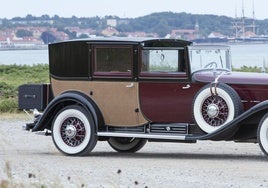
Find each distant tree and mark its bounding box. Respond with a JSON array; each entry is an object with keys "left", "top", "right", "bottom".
[
  {"left": 63, "top": 29, "right": 77, "bottom": 39},
  {"left": 78, "top": 34, "right": 89, "bottom": 38},
  {"left": 11, "top": 16, "right": 23, "bottom": 21},
  {"left": 1, "top": 19, "right": 12, "bottom": 28},
  {"left": 25, "top": 14, "right": 35, "bottom": 20},
  {"left": 52, "top": 15, "right": 60, "bottom": 20},
  {"left": 16, "top": 29, "right": 33, "bottom": 38},
  {"left": 4, "top": 12, "right": 268, "bottom": 38},
  {"left": 41, "top": 14, "right": 50, "bottom": 20},
  {"left": 40, "top": 31, "right": 57, "bottom": 44},
  {"left": 233, "top": 66, "right": 261, "bottom": 73}
]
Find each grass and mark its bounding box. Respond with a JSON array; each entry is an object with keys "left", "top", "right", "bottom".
[
  {"left": 0, "top": 64, "right": 49, "bottom": 113},
  {"left": 0, "top": 64, "right": 49, "bottom": 87}
]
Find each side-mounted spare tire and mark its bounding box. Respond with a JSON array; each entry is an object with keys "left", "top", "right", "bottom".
[{"left": 193, "top": 83, "right": 243, "bottom": 133}]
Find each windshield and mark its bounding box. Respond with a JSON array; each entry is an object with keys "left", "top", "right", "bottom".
[{"left": 188, "top": 46, "right": 232, "bottom": 73}]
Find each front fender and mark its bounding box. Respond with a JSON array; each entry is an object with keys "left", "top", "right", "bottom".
[
  {"left": 187, "top": 100, "right": 268, "bottom": 141},
  {"left": 32, "top": 91, "right": 104, "bottom": 132}
]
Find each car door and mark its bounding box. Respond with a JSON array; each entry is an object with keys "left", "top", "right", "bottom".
[
  {"left": 90, "top": 44, "right": 148, "bottom": 127},
  {"left": 138, "top": 47, "right": 202, "bottom": 123}
]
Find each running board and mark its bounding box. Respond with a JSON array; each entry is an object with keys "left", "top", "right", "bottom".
[{"left": 97, "top": 132, "right": 186, "bottom": 140}]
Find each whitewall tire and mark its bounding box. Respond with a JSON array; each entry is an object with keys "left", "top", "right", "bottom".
[
  {"left": 193, "top": 83, "right": 242, "bottom": 133},
  {"left": 258, "top": 114, "right": 268, "bottom": 156},
  {"left": 52, "top": 105, "right": 97, "bottom": 156}
]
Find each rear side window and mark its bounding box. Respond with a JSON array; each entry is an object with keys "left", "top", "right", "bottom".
[
  {"left": 93, "top": 46, "right": 132, "bottom": 77},
  {"left": 49, "top": 41, "right": 89, "bottom": 79},
  {"left": 140, "top": 48, "right": 187, "bottom": 79},
  {"left": 142, "top": 49, "right": 179, "bottom": 72}
]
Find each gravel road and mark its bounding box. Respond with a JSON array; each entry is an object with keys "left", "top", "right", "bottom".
[{"left": 1, "top": 114, "right": 268, "bottom": 188}]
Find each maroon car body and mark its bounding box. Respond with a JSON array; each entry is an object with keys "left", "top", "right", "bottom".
[{"left": 18, "top": 37, "right": 268, "bottom": 156}]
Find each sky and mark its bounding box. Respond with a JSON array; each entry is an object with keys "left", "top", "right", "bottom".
[{"left": 1, "top": 0, "right": 267, "bottom": 20}]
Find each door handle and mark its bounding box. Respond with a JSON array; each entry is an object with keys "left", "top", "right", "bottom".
[
  {"left": 182, "top": 84, "right": 190, "bottom": 89},
  {"left": 126, "top": 83, "right": 134, "bottom": 88}
]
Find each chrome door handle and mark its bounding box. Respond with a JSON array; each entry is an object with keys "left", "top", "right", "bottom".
[
  {"left": 182, "top": 84, "right": 190, "bottom": 89},
  {"left": 126, "top": 83, "right": 134, "bottom": 88}
]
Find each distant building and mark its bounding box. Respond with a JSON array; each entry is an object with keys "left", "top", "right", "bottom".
[
  {"left": 208, "top": 32, "right": 227, "bottom": 39},
  {"left": 107, "top": 19, "right": 117, "bottom": 27},
  {"left": 117, "top": 19, "right": 129, "bottom": 25},
  {"left": 0, "top": 36, "right": 44, "bottom": 49},
  {"left": 64, "top": 27, "right": 96, "bottom": 38},
  {"left": 125, "top": 32, "right": 158, "bottom": 38},
  {"left": 49, "top": 28, "right": 69, "bottom": 41},
  {"left": 170, "top": 21, "right": 200, "bottom": 40},
  {"left": 102, "top": 27, "right": 119, "bottom": 36},
  {"left": 11, "top": 20, "right": 54, "bottom": 25}
]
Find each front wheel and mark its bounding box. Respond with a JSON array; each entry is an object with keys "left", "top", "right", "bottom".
[
  {"left": 108, "top": 137, "right": 147, "bottom": 153},
  {"left": 258, "top": 114, "right": 268, "bottom": 156},
  {"left": 52, "top": 105, "right": 97, "bottom": 156}
]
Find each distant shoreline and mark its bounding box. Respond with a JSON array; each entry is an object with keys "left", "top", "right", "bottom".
[
  {"left": 0, "top": 45, "right": 48, "bottom": 51},
  {"left": 2, "top": 41, "right": 268, "bottom": 51}
]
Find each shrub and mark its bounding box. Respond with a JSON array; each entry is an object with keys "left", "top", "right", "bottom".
[
  {"left": 0, "top": 98, "right": 18, "bottom": 113},
  {"left": 0, "top": 64, "right": 49, "bottom": 113}
]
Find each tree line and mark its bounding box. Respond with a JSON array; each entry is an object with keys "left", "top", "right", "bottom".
[{"left": 2, "top": 12, "right": 268, "bottom": 39}]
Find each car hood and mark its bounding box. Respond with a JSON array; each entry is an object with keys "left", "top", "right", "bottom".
[{"left": 192, "top": 71, "right": 268, "bottom": 85}]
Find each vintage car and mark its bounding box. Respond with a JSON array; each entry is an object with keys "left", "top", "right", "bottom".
[{"left": 18, "top": 37, "right": 268, "bottom": 156}]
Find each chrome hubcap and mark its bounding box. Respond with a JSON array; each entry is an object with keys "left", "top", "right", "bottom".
[
  {"left": 65, "top": 125, "right": 77, "bottom": 138},
  {"left": 207, "top": 104, "right": 219, "bottom": 118}
]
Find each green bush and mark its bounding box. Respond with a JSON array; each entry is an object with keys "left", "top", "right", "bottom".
[
  {"left": 0, "top": 64, "right": 49, "bottom": 113},
  {"left": 0, "top": 98, "right": 18, "bottom": 113},
  {"left": 0, "top": 82, "right": 17, "bottom": 98}
]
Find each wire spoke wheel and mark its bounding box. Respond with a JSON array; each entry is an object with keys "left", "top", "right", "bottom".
[
  {"left": 202, "top": 95, "right": 229, "bottom": 127},
  {"left": 52, "top": 105, "right": 97, "bottom": 156},
  {"left": 193, "top": 83, "right": 243, "bottom": 133},
  {"left": 60, "top": 117, "right": 86, "bottom": 147}
]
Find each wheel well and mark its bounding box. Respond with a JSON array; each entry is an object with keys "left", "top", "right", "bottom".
[
  {"left": 232, "top": 109, "right": 268, "bottom": 140},
  {"left": 32, "top": 91, "right": 105, "bottom": 132}
]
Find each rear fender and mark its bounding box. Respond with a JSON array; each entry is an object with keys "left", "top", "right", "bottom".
[{"left": 32, "top": 91, "right": 104, "bottom": 132}]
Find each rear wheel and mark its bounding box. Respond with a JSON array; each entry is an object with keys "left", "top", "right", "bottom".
[
  {"left": 52, "top": 105, "right": 97, "bottom": 156},
  {"left": 258, "top": 114, "right": 268, "bottom": 156},
  {"left": 108, "top": 137, "right": 147, "bottom": 153}
]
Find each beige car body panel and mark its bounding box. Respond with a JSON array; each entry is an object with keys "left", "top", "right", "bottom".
[{"left": 51, "top": 78, "right": 149, "bottom": 127}]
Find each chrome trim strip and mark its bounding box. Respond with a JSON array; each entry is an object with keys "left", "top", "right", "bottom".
[
  {"left": 97, "top": 132, "right": 186, "bottom": 140},
  {"left": 241, "top": 100, "right": 261, "bottom": 103}
]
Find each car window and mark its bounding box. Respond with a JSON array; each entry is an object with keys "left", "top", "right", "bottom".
[
  {"left": 94, "top": 46, "right": 132, "bottom": 75},
  {"left": 142, "top": 50, "right": 178, "bottom": 72},
  {"left": 188, "top": 46, "right": 232, "bottom": 73},
  {"left": 141, "top": 49, "right": 185, "bottom": 74}
]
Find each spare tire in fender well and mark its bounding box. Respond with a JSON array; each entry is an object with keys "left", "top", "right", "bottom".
[
  {"left": 32, "top": 91, "right": 104, "bottom": 132},
  {"left": 192, "top": 83, "right": 243, "bottom": 134}
]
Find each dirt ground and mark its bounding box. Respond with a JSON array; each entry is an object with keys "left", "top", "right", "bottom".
[{"left": 1, "top": 114, "right": 268, "bottom": 188}]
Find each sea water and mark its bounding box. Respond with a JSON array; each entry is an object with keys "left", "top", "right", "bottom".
[
  {"left": 231, "top": 43, "right": 268, "bottom": 68},
  {"left": 0, "top": 43, "right": 268, "bottom": 68},
  {"left": 0, "top": 49, "right": 48, "bottom": 65}
]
